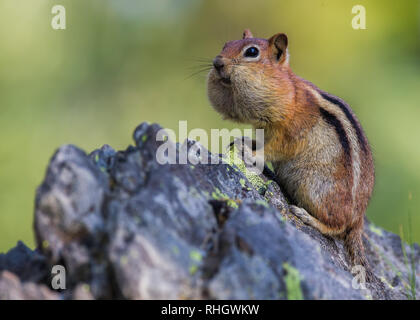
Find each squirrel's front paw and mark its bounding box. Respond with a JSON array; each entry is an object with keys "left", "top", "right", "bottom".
[
  {"left": 228, "top": 136, "right": 256, "bottom": 166},
  {"left": 289, "top": 205, "right": 314, "bottom": 225},
  {"left": 228, "top": 136, "right": 255, "bottom": 152}
]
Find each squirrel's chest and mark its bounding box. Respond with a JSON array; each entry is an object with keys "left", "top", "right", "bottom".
[{"left": 262, "top": 125, "right": 311, "bottom": 162}]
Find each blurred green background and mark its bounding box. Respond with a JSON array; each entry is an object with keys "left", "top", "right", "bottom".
[{"left": 0, "top": 0, "right": 419, "bottom": 252}]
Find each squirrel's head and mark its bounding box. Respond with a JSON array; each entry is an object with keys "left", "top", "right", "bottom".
[{"left": 207, "top": 29, "right": 292, "bottom": 126}]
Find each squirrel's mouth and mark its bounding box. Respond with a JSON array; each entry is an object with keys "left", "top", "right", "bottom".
[
  {"left": 220, "top": 77, "right": 231, "bottom": 87},
  {"left": 211, "top": 67, "right": 231, "bottom": 87}
]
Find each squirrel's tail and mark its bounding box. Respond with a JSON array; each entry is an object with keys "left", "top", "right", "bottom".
[{"left": 344, "top": 226, "right": 374, "bottom": 282}]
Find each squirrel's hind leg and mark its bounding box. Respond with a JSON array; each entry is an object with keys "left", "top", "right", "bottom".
[
  {"left": 290, "top": 205, "right": 376, "bottom": 283},
  {"left": 289, "top": 205, "right": 345, "bottom": 236}
]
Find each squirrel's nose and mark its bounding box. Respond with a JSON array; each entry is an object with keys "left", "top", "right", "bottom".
[{"left": 213, "top": 56, "right": 224, "bottom": 71}]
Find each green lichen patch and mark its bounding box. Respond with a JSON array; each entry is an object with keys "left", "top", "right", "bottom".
[
  {"left": 171, "top": 245, "right": 180, "bottom": 256},
  {"left": 369, "top": 224, "right": 384, "bottom": 236},
  {"left": 189, "top": 264, "right": 198, "bottom": 275},
  {"left": 223, "top": 145, "right": 266, "bottom": 189},
  {"left": 380, "top": 276, "right": 394, "bottom": 289},
  {"left": 283, "top": 262, "right": 304, "bottom": 300},
  {"left": 223, "top": 144, "right": 274, "bottom": 196},
  {"left": 42, "top": 240, "right": 49, "bottom": 249},
  {"left": 82, "top": 284, "right": 91, "bottom": 293},
  {"left": 211, "top": 187, "right": 239, "bottom": 209},
  {"left": 264, "top": 180, "right": 273, "bottom": 187},
  {"left": 255, "top": 199, "right": 269, "bottom": 208},
  {"left": 275, "top": 211, "right": 286, "bottom": 223},
  {"left": 265, "top": 191, "right": 274, "bottom": 199},
  {"left": 189, "top": 250, "right": 203, "bottom": 262},
  {"left": 364, "top": 292, "right": 373, "bottom": 300},
  {"left": 120, "top": 255, "right": 129, "bottom": 266}
]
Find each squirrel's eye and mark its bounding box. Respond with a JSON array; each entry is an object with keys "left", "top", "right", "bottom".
[{"left": 244, "top": 46, "right": 259, "bottom": 58}]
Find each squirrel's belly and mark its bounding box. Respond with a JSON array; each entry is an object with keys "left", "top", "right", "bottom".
[{"left": 273, "top": 158, "right": 338, "bottom": 213}]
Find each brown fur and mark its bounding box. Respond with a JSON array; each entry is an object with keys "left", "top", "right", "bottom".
[{"left": 207, "top": 30, "right": 375, "bottom": 278}]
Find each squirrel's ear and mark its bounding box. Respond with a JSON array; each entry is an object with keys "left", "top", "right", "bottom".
[
  {"left": 242, "top": 29, "right": 253, "bottom": 39},
  {"left": 268, "top": 33, "right": 288, "bottom": 62}
]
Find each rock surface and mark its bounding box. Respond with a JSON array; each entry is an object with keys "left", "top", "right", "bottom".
[{"left": 0, "top": 122, "right": 418, "bottom": 300}]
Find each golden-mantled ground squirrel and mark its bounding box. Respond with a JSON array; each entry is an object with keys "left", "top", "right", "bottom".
[{"left": 207, "top": 29, "right": 375, "bottom": 279}]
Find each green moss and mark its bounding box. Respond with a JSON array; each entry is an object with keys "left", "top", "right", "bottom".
[
  {"left": 283, "top": 262, "right": 304, "bottom": 300},
  {"left": 239, "top": 178, "right": 246, "bottom": 188}
]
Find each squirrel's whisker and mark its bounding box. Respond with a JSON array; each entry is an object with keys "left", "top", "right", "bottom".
[{"left": 184, "top": 67, "right": 213, "bottom": 81}]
